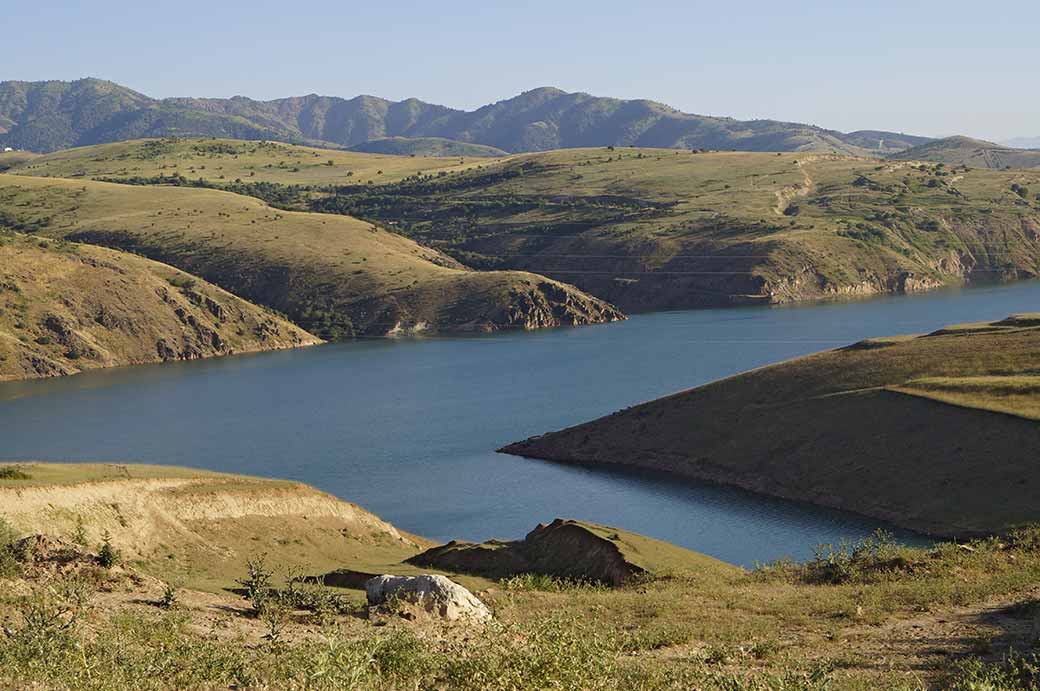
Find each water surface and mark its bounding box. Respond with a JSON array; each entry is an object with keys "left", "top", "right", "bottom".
[{"left": 3, "top": 281, "right": 1038, "bottom": 566}]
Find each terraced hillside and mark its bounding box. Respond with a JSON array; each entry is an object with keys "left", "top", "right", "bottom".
[
  {"left": 0, "top": 232, "right": 318, "bottom": 381},
  {"left": 504, "top": 314, "right": 1040, "bottom": 537},
  {"left": 308, "top": 148, "right": 1040, "bottom": 311},
  {"left": 0, "top": 174, "right": 622, "bottom": 338}
]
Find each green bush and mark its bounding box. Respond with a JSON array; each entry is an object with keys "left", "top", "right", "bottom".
[
  {"left": 97, "top": 530, "right": 120, "bottom": 568},
  {"left": 0, "top": 517, "right": 21, "bottom": 577},
  {"left": 944, "top": 651, "right": 1040, "bottom": 690},
  {"left": 0, "top": 465, "right": 31, "bottom": 480}
]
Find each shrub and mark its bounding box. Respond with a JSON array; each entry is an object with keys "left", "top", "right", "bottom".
[
  {"left": 500, "top": 573, "right": 608, "bottom": 592},
  {"left": 754, "top": 530, "right": 909, "bottom": 585},
  {"left": 0, "top": 465, "right": 31, "bottom": 480},
  {"left": 945, "top": 651, "right": 1040, "bottom": 690},
  {"left": 97, "top": 530, "right": 120, "bottom": 568},
  {"left": 236, "top": 553, "right": 273, "bottom": 612},
  {"left": 0, "top": 517, "right": 21, "bottom": 577},
  {"left": 158, "top": 583, "right": 179, "bottom": 610}
]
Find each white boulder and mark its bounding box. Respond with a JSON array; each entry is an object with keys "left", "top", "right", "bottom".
[{"left": 365, "top": 574, "right": 491, "bottom": 621}]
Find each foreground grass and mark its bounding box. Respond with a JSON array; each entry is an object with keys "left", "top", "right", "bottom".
[{"left": 4, "top": 518, "right": 1040, "bottom": 688}]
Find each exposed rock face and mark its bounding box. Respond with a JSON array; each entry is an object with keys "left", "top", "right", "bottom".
[
  {"left": 408, "top": 519, "right": 648, "bottom": 586},
  {"left": 365, "top": 574, "right": 492, "bottom": 621}
]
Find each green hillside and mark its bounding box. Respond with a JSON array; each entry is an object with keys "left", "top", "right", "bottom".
[
  {"left": 0, "top": 79, "right": 931, "bottom": 155},
  {"left": 0, "top": 174, "right": 622, "bottom": 338},
  {"left": 503, "top": 314, "right": 1040, "bottom": 537}
]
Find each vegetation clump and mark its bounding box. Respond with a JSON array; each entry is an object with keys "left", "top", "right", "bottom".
[{"left": 0, "top": 465, "right": 32, "bottom": 480}]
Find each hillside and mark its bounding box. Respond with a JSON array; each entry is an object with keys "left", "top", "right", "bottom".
[
  {"left": 890, "top": 136, "right": 1040, "bottom": 169},
  {"left": 0, "top": 232, "right": 319, "bottom": 381},
  {"left": 0, "top": 174, "right": 622, "bottom": 337},
  {"left": 307, "top": 147, "right": 1040, "bottom": 312},
  {"left": 503, "top": 314, "right": 1040, "bottom": 538},
  {"left": 0, "top": 78, "right": 931, "bottom": 155},
  {"left": 5, "top": 464, "right": 1040, "bottom": 689},
  {"left": 0, "top": 463, "right": 425, "bottom": 591},
  {"left": 16, "top": 140, "right": 1040, "bottom": 313},
  {"left": 347, "top": 137, "right": 508, "bottom": 157},
  {"left": 12, "top": 137, "right": 484, "bottom": 185},
  {"left": 0, "top": 150, "right": 38, "bottom": 172}
]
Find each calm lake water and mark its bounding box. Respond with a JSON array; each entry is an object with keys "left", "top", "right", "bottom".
[{"left": 3, "top": 281, "right": 1039, "bottom": 566}]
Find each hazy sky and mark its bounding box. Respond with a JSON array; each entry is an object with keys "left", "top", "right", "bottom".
[{"left": 9, "top": 1, "right": 1038, "bottom": 141}]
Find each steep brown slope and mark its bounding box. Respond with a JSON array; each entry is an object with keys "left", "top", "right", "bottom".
[
  {"left": 0, "top": 174, "right": 623, "bottom": 338},
  {"left": 503, "top": 315, "right": 1040, "bottom": 537},
  {"left": 0, "top": 233, "right": 319, "bottom": 381}
]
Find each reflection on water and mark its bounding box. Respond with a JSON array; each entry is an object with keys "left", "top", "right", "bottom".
[{"left": 3, "top": 280, "right": 1038, "bottom": 566}]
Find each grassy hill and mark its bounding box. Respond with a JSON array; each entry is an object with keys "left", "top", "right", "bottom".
[
  {"left": 503, "top": 314, "right": 1040, "bottom": 538},
  {"left": 0, "top": 174, "right": 622, "bottom": 337},
  {"left": 890, "top": 136, "right": 1040, "bottom": 169},
  {"left": 15, "top": 140, "right": 1040, "bottom": 313},
  {"left": 0, "top": 78, "right": 931, "bottom": 155},
  {"left": 5, "top": 463, "right": 1040, "bottom": 689},
  {"left": 0, "top": 150, "right": 39, "bottom": 172},
  {"left": 0, "top": 231, "right": 319, "bottom": 381},
  {"left": 12, "top": 137, "right": 483, "bottom": 185},
  {"left": 306, "top": 147, "right": 1040, "bottom": 312},
  {"left": 347, "top": 137, "right": 508, "bottom": 157}
]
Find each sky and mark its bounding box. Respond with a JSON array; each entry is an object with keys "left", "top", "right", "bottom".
[{"left": 7, "top": 0, "right": 1039, "bottom": 141}]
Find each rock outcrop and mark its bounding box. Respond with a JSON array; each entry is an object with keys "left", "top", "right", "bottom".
[
  {"left": 407, "top": 518, "right": 728, "bottom": 586},
  {"left": 365, "top": 574, "right": 492, "bottom": 621}
]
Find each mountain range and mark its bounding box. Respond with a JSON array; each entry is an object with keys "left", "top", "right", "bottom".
[{"left": 0, "top": 78, "right": 932, "bottom": 155}]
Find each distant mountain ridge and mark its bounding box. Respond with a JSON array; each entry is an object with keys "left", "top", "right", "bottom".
[{"left": 0, "top": 78, "right": 932, "bottom": 155}]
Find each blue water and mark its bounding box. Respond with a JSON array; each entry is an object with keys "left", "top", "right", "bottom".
[{"left": 2, "top": 280, "right": 1038, "bottom": 566}]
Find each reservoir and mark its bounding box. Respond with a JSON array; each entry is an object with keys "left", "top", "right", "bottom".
[{"left": 3, "top": 280, "right": 1038, "bottom": 566}]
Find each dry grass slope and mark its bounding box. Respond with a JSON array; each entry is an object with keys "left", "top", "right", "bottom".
[
  {"left": 0, "top": 173, "right": 622, "bottom": 338},
  {"left": 0, "top": 232, "right": 319, "bottom": 380},
  {"left": 16, "top": 140, "right": 1040, "bottom": 314},
  {"left": 300, "top": 147, "right": 1040, "bottom": 311},
  {"left": 503, "top": 314, "right": 1040, "bottom": 537}
]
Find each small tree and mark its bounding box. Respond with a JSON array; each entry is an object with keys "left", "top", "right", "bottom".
[{"left": 97, "top": 530, "right": 120, "bottom": 568}]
